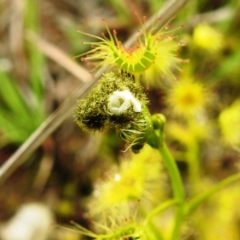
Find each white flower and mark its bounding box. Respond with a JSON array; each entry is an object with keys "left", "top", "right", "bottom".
[
  {"left": 0, "top": 203, "right": 54, "bottom": 240},
  {"left": 108, "top": 90, "right": 142, "bottom": 115}
]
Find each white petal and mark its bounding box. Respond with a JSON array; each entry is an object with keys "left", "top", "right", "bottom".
[
  {"left": 131, "top": 97, "right": 142, "bottom": 112},
  {"left": 108, "top": 90, "right": 142, "bottom": 114}
]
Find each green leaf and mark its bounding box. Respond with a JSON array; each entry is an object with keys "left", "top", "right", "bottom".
[{"left": 0, "top": 71, "right": 29, "bottom": 116}]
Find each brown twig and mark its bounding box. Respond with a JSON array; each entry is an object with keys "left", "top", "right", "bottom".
[
  {"left": 9, "top": 0, "right": 24, "bottom": 54},
  {"left": 184, "top": 6, "right": 234, "bottom": 30},
  {"left": 0, "top": 0, "right": 189, "bottom": 185},
  {"left": 26, "top": 32, "right": 93, "bottom": 82}
]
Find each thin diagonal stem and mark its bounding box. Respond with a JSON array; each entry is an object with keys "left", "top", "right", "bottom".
[
  {"left": 145, "top": 199, "right": 179, "bottom": 225},
  {"left": 186, "top": 172, "right": 240, "bottom": 215}
]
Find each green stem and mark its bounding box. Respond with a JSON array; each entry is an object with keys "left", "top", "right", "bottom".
[
  {"left": 146, "top": 221, "right": 165, "bottom": 240},
  {"left": 158, "top": 143, "right": 185, "bottom": 240},
  {"left": 145, "top": 199, "right": 179, "bottom": 225},
  {"left": 186, "top": 172, "right": 240, "bottom": 215},
  {"left": 140, "top": 206, "right": 165, "bottom": 240},
  {"left": 186, "top": 117, "right": 201, "bottom": 187},
  {"left": 186, "top": 140, "right": 200, "bottom": 185}
]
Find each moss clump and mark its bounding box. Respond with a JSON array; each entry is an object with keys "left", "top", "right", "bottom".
[{"left": 74, "top": 71, "right": 148, "bottom": 131}]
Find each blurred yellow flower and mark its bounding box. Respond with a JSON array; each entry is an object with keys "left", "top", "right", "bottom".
[
  {"left": 90, "top": 145, "right": 162, "bottom": 214},
  {"left": 193, "top": 24, "right": 223, "bottom": 51},
  {"left": 219, "top": 99, "right": 240, "bottom": 146},
  {"left": 167, "top": 78, "right": 207, "bottom": 116}
]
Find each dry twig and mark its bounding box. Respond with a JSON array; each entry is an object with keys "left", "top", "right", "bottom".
[{"left": 26, "top": 32, "right": 93, "bottom": 82}]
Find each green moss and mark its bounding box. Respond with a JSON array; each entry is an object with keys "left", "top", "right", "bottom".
[{"left": 74, "top": 71, "right": 148, "bottom": 131}]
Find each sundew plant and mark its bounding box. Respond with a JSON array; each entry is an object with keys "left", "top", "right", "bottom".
[{"left": 72, "top": 7, "right": 240, "bottom": 240}]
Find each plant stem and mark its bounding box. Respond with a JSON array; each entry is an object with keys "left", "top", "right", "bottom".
[
  {"left": 186, "top": 172, "right": 240, "bottom": 215},
  {"left": 158, "top": 143, "right": 185, "bottom": 240},
  {"left": 145, "top": 199, "right": 179, "bottom": 225},
  {"left": 146, "top": 221, "right": 165, "bottom": 240},
  {"left": 140, "top": 206, "right": 165, "bottom": 240},
  {"left": 186, "top": 117, "right": 201, "bottom": 188}
]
